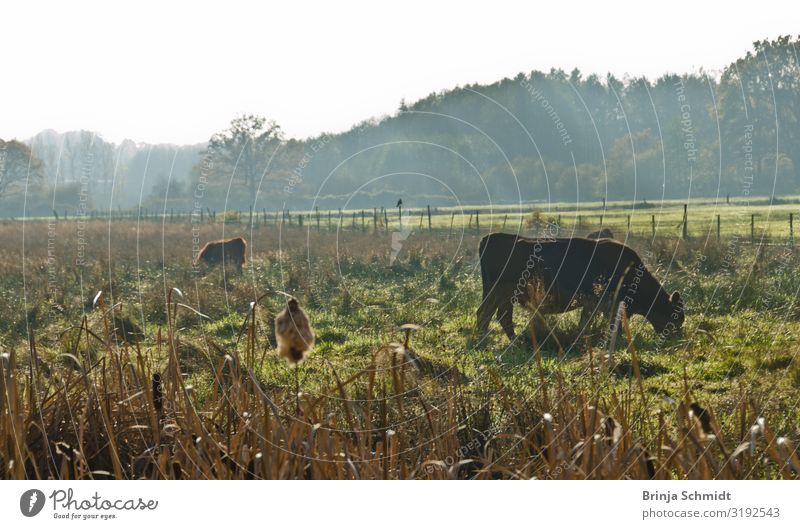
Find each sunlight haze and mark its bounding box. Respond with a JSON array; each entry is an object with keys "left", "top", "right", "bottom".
[{"left": 1, "top": 0, "right": 797, "bottom": 144}]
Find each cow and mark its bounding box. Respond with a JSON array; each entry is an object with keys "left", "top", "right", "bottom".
[
  {"left": 587, "top": 228, "right": 615, "bottom": 240},
  {"left": 194, "top": 236, "right": 247, "bottom": 273},
  {"left": 476, "top": 232, "right": 683, "bottom": 344}
]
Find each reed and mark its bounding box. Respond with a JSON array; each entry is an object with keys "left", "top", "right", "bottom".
[{"left": 0, "top": 294, "right": 796, "bottom": 480}]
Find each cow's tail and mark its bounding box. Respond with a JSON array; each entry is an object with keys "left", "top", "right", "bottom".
[
  {"left": 239, "top": 237, "right": 248, "bottom": 265},
  {"left": 478, "top": 234, "right": 490, "bottom": 298}
]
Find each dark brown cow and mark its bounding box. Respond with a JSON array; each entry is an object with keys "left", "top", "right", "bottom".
[
  {"left": 586, "top": 228, "right": 615, "bottom": 240},
  {"left": 476, "top": 232, "right": 683, "bottom": 342},
  {"left": 194, "top": 237, "right": 247, "bottom": 272}
]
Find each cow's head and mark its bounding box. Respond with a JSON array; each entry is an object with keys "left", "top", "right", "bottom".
[{"left": 650, "top": 291, "right": 684, "bottom": 337}]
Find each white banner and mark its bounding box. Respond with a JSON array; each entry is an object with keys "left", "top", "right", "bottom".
[{"left": 2, "top": 480, "right": 798, "bottom": 528}]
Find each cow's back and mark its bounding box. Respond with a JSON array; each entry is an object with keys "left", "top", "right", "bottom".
[
  {"left": 196, "top": 237, "right": 247, "bottom": 265},
  {"left": 479, "top": 233, "right": 645, "bottom": 297}
]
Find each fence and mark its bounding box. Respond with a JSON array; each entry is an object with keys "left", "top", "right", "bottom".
[{"left": 10, "top": 204, "right": 800, "bottom": 244}]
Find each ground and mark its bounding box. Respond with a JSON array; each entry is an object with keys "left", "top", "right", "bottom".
[{"left": 1, "top": 199, "right": 799, "bottom": 478}]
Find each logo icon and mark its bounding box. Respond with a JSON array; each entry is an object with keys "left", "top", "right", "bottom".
[
  {"left": 390, "top": 227, "right": 413, "bottom": 265},
  {"left": 20, "top": 489, "right": 45, "bottom": 517}
]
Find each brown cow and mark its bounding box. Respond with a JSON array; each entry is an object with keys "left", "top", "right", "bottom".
[
  {"left": 194, "top": 237, "right": 247, "bottom": 272},
  {"left": 476, "top": 232, "right": 683, "bottom": 343}
]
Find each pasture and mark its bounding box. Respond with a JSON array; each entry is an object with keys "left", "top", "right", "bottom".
[{"left": 1, "top": 199, "right": 800, "bottom": 479}]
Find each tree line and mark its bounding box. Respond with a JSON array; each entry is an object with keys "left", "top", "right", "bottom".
[{"left": 2, "top": 36, "right": 798, "bottom": 216}]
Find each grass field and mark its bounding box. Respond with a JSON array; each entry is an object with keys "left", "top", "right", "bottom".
[
  {"left": 2, "top": 201, "right": 800, "bottom": 479},
  {"left": 394, "top": 196, "right": 800, "bottom": 240}
]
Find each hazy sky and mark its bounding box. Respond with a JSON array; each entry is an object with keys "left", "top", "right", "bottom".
[{"left": 2, "top": 0, "right": 797, "bottom": 145}]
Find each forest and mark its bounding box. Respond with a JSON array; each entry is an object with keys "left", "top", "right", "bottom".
[{"left": 1, "top": 36, "right": 798, "bottom": 215}]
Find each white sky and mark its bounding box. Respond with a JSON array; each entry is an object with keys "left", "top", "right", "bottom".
[{"left": 1, "top": 0, "right": 797, "bottom": 145}]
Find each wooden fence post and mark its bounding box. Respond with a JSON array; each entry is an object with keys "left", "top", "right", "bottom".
[
  {"left": 682, "top": 204, "right": 688, "bottom": 240},
  {"left": 427, "top": 205, "right": 432, "bottom": 231},
  {"left": 449, "top": 212, "right": 455, "bottom": 235},
  {"left": 716, "top": 214, "right": 721, "bottom": 241},
  {"left": 751, "top": 214, "right": 755, "bottom": 243}
]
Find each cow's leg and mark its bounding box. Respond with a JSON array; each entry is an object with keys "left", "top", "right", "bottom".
[
  {"left": 597, "top": 295, "right": 624, "bottom": 349},
  {"left": 476, "top": 294, "right": 498, "bottom": 335},
  {"left": 496, "top": 299, "right": 516, "bottom": 341},
  {"left": 578, "top": 297, "right": 602, "bottom": 333},
  {"left": 578, "top": 306, "right": 593, "bottom": 331},
  {"left": 528, "top": 311, "right": 549, "bottom": 346}
]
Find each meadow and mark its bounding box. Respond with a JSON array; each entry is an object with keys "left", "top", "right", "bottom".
[{"left": 1, "top": 198, "right": 800, "bottom": 479}]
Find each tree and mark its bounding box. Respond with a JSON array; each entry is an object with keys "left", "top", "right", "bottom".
[
  {"left": 0, "top": 139, "right": 43, "bottom": 197},
  {"left": 205, "top": 114, "right": 283, "bottom": 197}
]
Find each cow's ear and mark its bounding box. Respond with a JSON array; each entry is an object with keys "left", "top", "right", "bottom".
[{"left": 671, "top": 291, "right": 682, "bottom": 305}]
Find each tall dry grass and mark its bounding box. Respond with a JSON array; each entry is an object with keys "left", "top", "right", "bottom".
[
  {"left": 1, "top": 292, "right": 798, "bottom": 480},
  {"left": 1, "top": 219, "right": 799, "bottom": 479}
]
